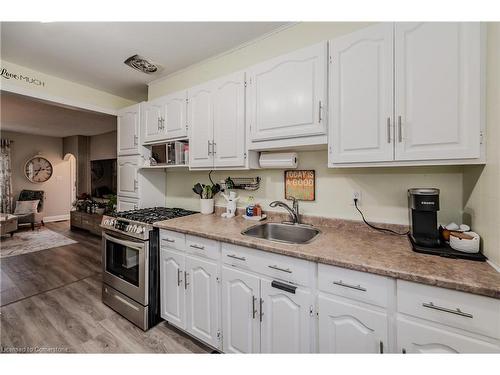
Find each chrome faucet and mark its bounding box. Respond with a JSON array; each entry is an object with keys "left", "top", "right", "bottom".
[{"left": 269, "top": 197, "right": 300, "bottom": 224}]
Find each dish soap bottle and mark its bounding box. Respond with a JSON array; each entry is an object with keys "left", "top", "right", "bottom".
[{"left": 245, "top": 196, "right": 255, "bottom": 217}]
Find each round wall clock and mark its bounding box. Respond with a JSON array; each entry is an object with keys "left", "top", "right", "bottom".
[{"left": 25, "top": 156, "right": 53, "bottom": 183}]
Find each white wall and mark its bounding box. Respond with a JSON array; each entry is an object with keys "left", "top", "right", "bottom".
[
  {"left": 90, "top": 131, "right": 117, "bottom": 160},
  {"left": 2, "top": 130, "right": 71, "bottom": 220},
  {"left": 463, "top": 23, "right": 500, "bottom": 267}
]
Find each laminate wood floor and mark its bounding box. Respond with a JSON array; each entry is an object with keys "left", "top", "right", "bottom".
[{"left": 0, "top": 222, "right": 210, "bottom": 354}]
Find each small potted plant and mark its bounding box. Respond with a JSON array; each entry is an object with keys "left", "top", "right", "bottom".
[{"left": 193, "top": 182, "right": 220, "bottom": 215}]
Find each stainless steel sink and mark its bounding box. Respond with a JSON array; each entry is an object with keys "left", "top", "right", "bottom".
[{"left": 241, "top": 222, "right": 320, "bottom": 244}]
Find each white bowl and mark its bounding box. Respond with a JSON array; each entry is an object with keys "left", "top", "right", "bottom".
[{"left": 449, "top": 231, "right": 480, "bottom": 253}]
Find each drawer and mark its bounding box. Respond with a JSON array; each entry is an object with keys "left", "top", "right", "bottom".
[
  {"left": 160, "top": 230, "right": 186, "bottom": 252},
  {"left": 397, "top": 280, "right": 500, "bottom": 340},
  {"left": 318, "top": 264, "right": 392, "bottom": 308},
  {"left": 222, "top": 243, "right": 260, "bottom": 271},
  {"left": 254, "top": 249, "right": 315, "bottom": 287},
  {"left": 185, "top": 234, "right": 220, "bottom": 260}
]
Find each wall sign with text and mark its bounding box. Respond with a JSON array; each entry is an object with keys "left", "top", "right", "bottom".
[
  {"left": 0, "top": 67, "right": 46, "bottom": 87},
  {"left": 284, "top": 170, "right": 315, "bottom": 201}
]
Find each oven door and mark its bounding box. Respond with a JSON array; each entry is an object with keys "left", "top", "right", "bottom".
[{"left": 102, "top": 231, "right": 148, "bottom": 305}]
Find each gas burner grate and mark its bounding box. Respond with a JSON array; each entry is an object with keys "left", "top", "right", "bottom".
[{"left": 115, "top": 207, "right": 198, "bottom": 224}]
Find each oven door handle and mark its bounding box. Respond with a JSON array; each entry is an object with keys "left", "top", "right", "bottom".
[{"left": 103, "top": 232, "right": 144, "bottom": 251}]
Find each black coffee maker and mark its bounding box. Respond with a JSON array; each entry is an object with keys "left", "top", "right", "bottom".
[{"left": 408, "top": 188, "right": 440, "bottom": 247}]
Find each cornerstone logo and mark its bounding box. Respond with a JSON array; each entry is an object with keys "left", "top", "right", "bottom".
[{"left": 0, "top": 67, "right": 46, "bottom": 87}]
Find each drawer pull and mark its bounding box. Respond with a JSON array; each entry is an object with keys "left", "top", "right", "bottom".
[
  {"left": 252, "top": 296, "right": 257, "bottom": 319},
  {"left": 333, "top": 280, "right": 367, "bottom": 292},
  {"left": 422, "top": 302, "right": 473, "bottom": 319},
  {"left": 259, "top": 298, "right": 264, "bottom": 322},
  {"left": 163, "top": 238, "right": 175, "bottom": 243},
  {"left": 227, "top": 254, "right": 246, "bottom": 261},
  {"left": 190, "top": 244, "right": 205, "bottom": 250},
  {"left": 268, "top": 265, "right": 292, "bottom": 274},
  {"left": 271, "top": 280, "right": 296, "bottom": 294},
  {"left": 184, "top": 271, "right": 189, "bottom": 290}
]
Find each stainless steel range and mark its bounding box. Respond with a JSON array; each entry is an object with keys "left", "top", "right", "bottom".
[{"left": 100, "top": 207, "right": 197, "bottom": 330}]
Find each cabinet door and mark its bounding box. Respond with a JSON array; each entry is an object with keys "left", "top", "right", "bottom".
[
  {"left": 163, "top": 90, "right": 188, "bottom": 140},
  {"left": 318, "top": 294, "right": 387, "bottom": 353},
  {"left": 185, "top": 255, "right": 220, "bottom": 349},
  {"left": 117, "top": 156, "right": 140, "bottom": 198},
  {"left": 221, "top": 266, "right": 260, "bottom": 353},
  {"left": 160, "top": 248, "right": 186, "bottom": 330},
  {"left": 248, "top": 42, "right": 327, "bottom": 142},
  {"left": 188, "top": 83, "right": 214, "bottom": 168},
  {"left": 397, "top": 316, "right": 500, "bottom": 353},
  {"left": 117, "top": 196, "right": 139, "bottom": 211},
  {"left": 260, "top": 278, "right": 314, "bottom": 353},
  {"left": 329, "top": 23, "right": 394, "bottom": 164},
  {"left": 395, "top": 22, "right": 481, "bottom": 161},
  {"left": 142, "top": 100, "right": 164, "bottom": 143},
  {"left": 213, "top": 71, "right": 246, "bottom": 168},
  {"left": 117, "top": 103, "right": 141, "bottom": 156}
]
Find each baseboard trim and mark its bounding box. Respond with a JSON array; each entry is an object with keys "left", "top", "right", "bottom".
[
  {"left": 43, "top": 214, "right": 70, "bottom": 223},
  {"left": 487, "top": 259, "right": 500, "bottom": 273}
]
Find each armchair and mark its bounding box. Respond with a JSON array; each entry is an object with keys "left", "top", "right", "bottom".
[{"left": 15, "top": 190, "right": 45, "bottom": 230}]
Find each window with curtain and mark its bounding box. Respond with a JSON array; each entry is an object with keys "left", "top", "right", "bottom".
[{"left": 0, "top": 139, "right": 13, "bottom": 213}]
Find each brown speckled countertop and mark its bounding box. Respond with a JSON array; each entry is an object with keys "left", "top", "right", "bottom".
[{"left": 153, "top": 213, "right": 500, "bottom": 299}]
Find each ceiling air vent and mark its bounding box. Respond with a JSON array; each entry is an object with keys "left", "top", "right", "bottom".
[{"left": 124, "top": 54, "right": 161, "bottom": 74}]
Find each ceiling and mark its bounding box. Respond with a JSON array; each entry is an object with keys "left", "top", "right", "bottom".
[
  {"left": 0, "top": 92, "right": 116, "bottom": 137},
  {"left": 0, "top": 22, "right": 288, "bottom": 102}
]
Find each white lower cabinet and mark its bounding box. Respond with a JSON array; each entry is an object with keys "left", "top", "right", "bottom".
[
  {"left": 159, "top": 229, "right": 500, "bottom": 354},
  {"left": 185, "top": 255, "right": 220, "bottom": 349},
  {"left": 260, "top": 278, "right": 314, "bottom": 353},
  {"left": 318, "top": 293, "right": 387, "bottom": 353},
  {"left": 160, "top": 248, "right": 186, "bottom": 330},
  {"left": 117, "top": 196, "right": 139, "bottom": 211},
  {"left": 222, "top": 266, "right": 261, "bottom": 353},
  {"left": 397, "top": 316, "right": 500, "bottom": 353}
]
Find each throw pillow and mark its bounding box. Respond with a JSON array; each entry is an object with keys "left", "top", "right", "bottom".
[{"left": 14, "top": 200, "right": 40, "bottom": 215}]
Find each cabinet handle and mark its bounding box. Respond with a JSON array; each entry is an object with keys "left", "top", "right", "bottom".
[
  {"left": 134, "top": 204, "right": 138, "bottom": 210},
  {"left": 212, "top": 142, "right": 216, "bottom": 155},
  {"left": 318, "top": 101, "right": 323, "bottom": 123},
  {"left": 190, "top": 244, "right": 205, "bottom": 250},
  {"left": 157, "top": 117, "right": 161, "bottom": 130},
  {"left": 398, "top": 115, "right": 402, "bottom": 143},
  {"left": 161, "top": 117, "right": 165, "bottom": 130},
  {"left": 163, "top": 238, "right": 175, "bottom": 243},
  {"left": 402, "top": 348, "right": 406, "bottom": 354},
  {"left": 422, "top": 302, "right": 473, "bottom": 318},
  {"left": 386, "top": 117, "right": 391, "bottom": 143},
  {"left": 133, "top": 135, "right": 138, "bottom": 146},
  {"left": 268, "top": 265, "right": 292, "bottom": 273},
  {"left": 134, "top": 179, "right": 138, "bottom": 191},
  {"left": 259, "top": 298, "right": 264, "bottom": 322},
  {"left": 177, "top": 269, "right": 182, "bottom": 287},
  {"left": 379, "top": 341, "right": 384, "bottom": 354},
  {"left": 207, "top": 140, "right": 211, "bottom": 156},
  {"left": 252, "top": 296, "right": 257, "bottom": 319},
  {"left": 227, "top": 254, "right": 246, "bottom": 261},
  {"left": 184, "top": 271, "right": 189, "bottom": 290},
  {"left": 333, "top": 280, "right": 367, "bottom": 292}
]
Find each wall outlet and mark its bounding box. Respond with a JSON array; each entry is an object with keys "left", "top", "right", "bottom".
[{"left": 352, "top": 191, "right": 361, "bottom": 205}]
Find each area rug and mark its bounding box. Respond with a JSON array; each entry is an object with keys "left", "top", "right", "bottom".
[{"left": 0, "top": 228, "right": 77, "bottom": 258}]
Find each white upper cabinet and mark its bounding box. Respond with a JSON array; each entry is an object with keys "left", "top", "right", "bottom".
[
  {"left": 142, "top": 99, "right": 164, "bottom": 143},
  {"left": 329, "top": 23, "right": 394, "bottom": 163},
  {"left": 188, "top": 81, "right": 215, "bottom": 168},
  {"left": 260, "top": 278, "right": 314, "bottom": 353},
  {"left": 247, "top": 42, "right": 328, "bottom": 148},
  {"left": 394, "top": 22, "right": 482, "bottom": 161},
  {"left": 213, "top": 71, "right": 246, "bottom": 168},
  {"left": 117, "top": 103, "right": 141, "bottom": 156},
  {"left": 329, "top": 22, "right": 484, "bottom": 167},
  {"left": 163, "top": 91, "right": 188, "bottom": 140},
  {"left": 222, "top": 266, "right": 261, "bottom": 353},
  {"left": 117, "top": 156, "right": 140, "bottom": 198}
]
